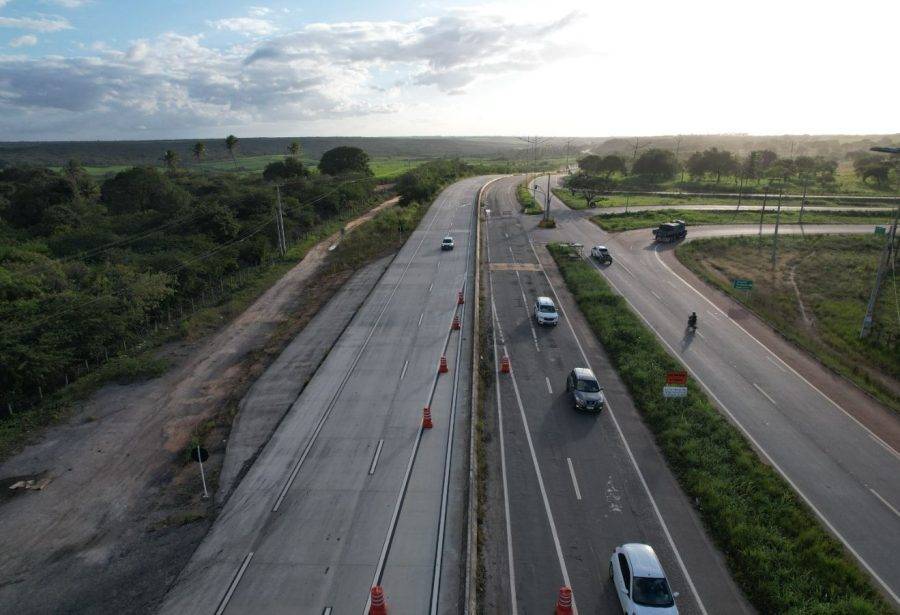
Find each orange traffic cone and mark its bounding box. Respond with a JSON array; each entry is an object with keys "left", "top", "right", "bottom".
[
  {"left": 457, "top": 290, "right": 465, "bottom": 305},
  {"left": 451, "top": 315, "right": 461, "bottom": 330},
  {"left": 555, "top": 586, "right": 573, "bottom": 615},
  {"left": 439, "top": 355, "right": 449, "bottom": 373},
  {"left": 370, "top": 585, "right": 388, "bottom": 615},
  {"left": 500, "top": 355, "right": 510, "bottom": 374},
  {"left": 422, "top": 406, "right": 433, "bottom": 429}
]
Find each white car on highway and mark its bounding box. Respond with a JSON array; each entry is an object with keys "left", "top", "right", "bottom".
[
  {"left": 609, "top": 543, "right": 679, "bottom": 614},
  {"left": 441, "top": 236, "right": 454, "bottom": 250},
  {"left": 533, "top": 296, "right": 559, "bottom": 326}
]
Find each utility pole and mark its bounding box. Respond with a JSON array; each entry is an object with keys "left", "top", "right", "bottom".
[
  {"left": 771, "top": 190, "right": 784, "bottom": 268},
  {"left": 758, "top": 189, "right": 768, "bottom": 239},
  {"left": 564, "top": 138, "right": 572, "bottom": 173},
  {"left": 544, "top": 172, "right": 552, "bottom": 224},
  {"left": 860, "top": 205, "right": 899, "bottom": 338},
  {"left": 737, "top": 174, "right": 744, "bottom": 211},
  {"left": 799, "top": 179, "right": 808, "bottom": 225},
  {"left": 274, "top": 184, "right": 287, "bottom": 256},
  {"left": 674, "top": 135, "right": 682, "bottom": 192}
]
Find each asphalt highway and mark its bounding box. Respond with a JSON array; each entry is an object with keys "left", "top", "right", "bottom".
[
  {"left": 480, "top": 176, "right": 751, "bottom": 614},
  {"left": 160, "top": 177, "right": 486, "bottom": 614},
  {"left": 528, "top": 183, "right": 900, "bottom": 607}
]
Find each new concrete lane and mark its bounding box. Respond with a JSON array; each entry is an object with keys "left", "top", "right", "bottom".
[
  {"left": 481, "top": 176, "right": 751, "bottom": 614},
  {"left": 160, "top": 177, "right": 485, "bottom": 614},
  {"left": 534, "top": 198, "right": 900, "bottom": 605}
]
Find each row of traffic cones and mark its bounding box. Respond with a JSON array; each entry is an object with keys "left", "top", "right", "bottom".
[{"left": 368, "top": 584, "right": 573, "bottom": 614}]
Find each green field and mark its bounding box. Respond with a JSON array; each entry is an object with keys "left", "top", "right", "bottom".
[
  {"left": 589, "top": 208, "right": 893, "bottom": 232},
  {"left": 548, "top": 243, "right": 891, "bottom": 613},
  {"left": 677, "top": 235, "right": 900, "bottom": 412},
  {"left": 553, "top": 187, "right": 895, "bottom": 211}
]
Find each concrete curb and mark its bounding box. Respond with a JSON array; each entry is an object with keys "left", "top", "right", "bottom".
[{"left": 464, "top": 176, "right": 504, "bottom": 615}]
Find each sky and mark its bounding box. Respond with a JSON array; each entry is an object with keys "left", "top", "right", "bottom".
[{"left": 0, "top": 0, "right": 896, "bottom": 141}]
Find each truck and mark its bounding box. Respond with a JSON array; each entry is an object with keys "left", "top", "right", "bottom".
[{"left": 652, "top": 220, "right": 687, "bottom": 243}]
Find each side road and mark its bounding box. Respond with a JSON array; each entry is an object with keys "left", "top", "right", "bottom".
[{"left": 0, "top": 196, "right": 398, "bottom": 614}]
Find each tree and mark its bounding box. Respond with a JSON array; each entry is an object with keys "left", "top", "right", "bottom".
[
  {"left": 225, "top": 135, "right": 239, "bottom": 169},
  {"left": 686, "top": 152, "right": 706, "bottom": 180},
  {"left": 632, "top": 149, "right": 677, "bottom": 179},
  {"left": 577, "top": 154, "right": 604, "bottom": 175},
  {"left": 161, "top": 149, "right": 179, "bottom": 173},
  {"left": 100, "top": 167, "right": 190, "bottom": 215},
  {"left": 0, "top": 167, "right": 77, "bottom": 229},
  {"left": 564, "top": 172, "right": 614, "bottom": 207},
  {"left": 63, "top": 159, "right": 99, "bottom": 200},
  {"left": 318, "top": 146, "right": 372, "bottom": 176},
  {"left": 598, "top": 155, "right": 627, "bottom": 177},
  {"left": 854, "top": 155, "right": 893, "bottom": 185},
  {"left": 263, "top": 157, "right": 307, "bottom": 183},
  {"left": 192, "top": 141, "right": 206, "bottom": 163},
  {"left": 288, "top": 141, "right": 302, "bottom": 159}
]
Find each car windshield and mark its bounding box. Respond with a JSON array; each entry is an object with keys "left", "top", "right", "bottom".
[
  {"left": 539, "top": 304, "right": 556, "bottom": 314},
  {"left": 575, "top": 378, "right": 600, "bottom": 393},
  {"left": 632, "top": 577, "right": 675, "bottom": 607},
  {"left": 443, "top": 238, "right": 452, "bottom": 243}
]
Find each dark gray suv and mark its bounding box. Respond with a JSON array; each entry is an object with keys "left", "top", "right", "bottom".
[{"left": 566, "top": 367, "right": 605, "bottom": 412}]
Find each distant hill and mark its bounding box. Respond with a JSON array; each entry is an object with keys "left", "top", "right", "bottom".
[{"left": 0, "top": 134, "right": 896, "bottom": 168}]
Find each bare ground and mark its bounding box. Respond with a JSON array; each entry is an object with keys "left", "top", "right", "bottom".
[{"left": 0, "top": 197, "right": 398, "bottom": 614}]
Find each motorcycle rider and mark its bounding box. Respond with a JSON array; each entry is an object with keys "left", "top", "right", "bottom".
[{"left": 688, "top": 311, "right": 698, "bottom": 330}]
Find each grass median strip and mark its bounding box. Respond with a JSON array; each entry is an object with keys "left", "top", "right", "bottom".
[
  {"left": 590, "top": 208, "right": 892, "bottom": 232},
  {"left": 517, "top": 180, "right": 543, "bottom": 215},
  {"left": 547, "top": 242, "right": 891, "bottom": 614}
]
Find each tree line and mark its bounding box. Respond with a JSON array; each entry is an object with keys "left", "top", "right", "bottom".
[{"left": 0, "top": 144, "right": 380, "bottom": 409}]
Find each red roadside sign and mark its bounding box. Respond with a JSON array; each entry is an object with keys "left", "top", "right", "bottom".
[{"left": 666, "top": 371, "right": 688, "bottom": 385}]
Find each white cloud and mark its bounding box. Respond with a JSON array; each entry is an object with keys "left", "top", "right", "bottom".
[
  {"left": 209, "top": 17, "right": 277, "bottom": 37},
  {"left": 0, "top": 9, "right": 580, "bottom": 138},
  {"left": 0, "top": 15, "right": 71, "bottom": 32},
  {"left": 9, "top": 34, "right": 38, "bottom": 47},
  {"left": 247, "top": 6, "right": 272, "bottom": 17},
  {"left": 41, "top": 0, "right": 90, "bottom": 7}
]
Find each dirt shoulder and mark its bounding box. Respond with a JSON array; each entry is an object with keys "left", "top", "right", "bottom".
[{"left": 0, "top": 197, "right": 397, "bottom": 614}]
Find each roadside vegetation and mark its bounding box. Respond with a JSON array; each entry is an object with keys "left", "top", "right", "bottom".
[
  {"left": 677, "top": 235, "right": 900, "bottom": 412},
  {"left": 516, "top": 180, "right": 543, "bottom": 214},
  {"left": 0, "top": 145, "right": 386, "bottom": 449},
  {"left": 553, "top": 187, "right": 895, "bottom": 210},
  {"left": 589, "top": 208, "right": 893, "bottom": 232},
  {"left": 547, "top": 243, "right": 891, "bottom": 613}
]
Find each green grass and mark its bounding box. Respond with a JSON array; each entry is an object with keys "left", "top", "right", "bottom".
[
  {"left": 553, "top": 187, "right": 895, "bottom": 210},
  {"left": 547, "top": 243, "right": 891, "bottom": 613},
  {"left": 590, "top": 208, "right": 893, "bottom": 232},
  {"left": 677, "top": 235, "right": 900, "bottom": 412},
  {"left": 517, "top": 180, "right": 543, "bottom": 215},
  {"left": 551, "top": 187, "right": 589, "bottom": 210}
]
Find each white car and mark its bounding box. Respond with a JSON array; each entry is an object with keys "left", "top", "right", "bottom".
[
  {"left": 609, "top": 544, "right": 679, "bottom": 614},
  {"left": 441, "top": 236, "right": 454, "bottom": 250},
  {"left": 533, "top": 296, "right": 559, "bottom": 326},
  {"left": 591, "top": 245, "right": 612, "bottom": 264}
]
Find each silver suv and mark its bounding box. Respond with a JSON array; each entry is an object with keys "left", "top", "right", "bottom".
[
  {"left": 566, "top": 367, "right": 605, "bottom": 412},
  {"left": 533, "top": 296, "right": 559, "bottom": 326}
]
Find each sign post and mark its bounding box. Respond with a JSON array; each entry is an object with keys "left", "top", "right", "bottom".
[
  {"left": 874, "top": 225, "right": 886, "bottom": 236},
  {"left": 732, "top": 278, "right": 753, "bottom": 300},
  {"left": 191, "top": 444, "right": 210, "bottom": 500},
  {"left": 663, "top": 371, "right": 688, "bottom": 399}
]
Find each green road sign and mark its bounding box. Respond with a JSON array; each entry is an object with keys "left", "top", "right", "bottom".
[
  {"left": 874, "top": 226, "right": 886, "bottom": 236},
  {"left": 733, "top": 278, "right": 753, "bottom": 291}
]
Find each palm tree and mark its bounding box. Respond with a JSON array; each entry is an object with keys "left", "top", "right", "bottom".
[
  {"left": 192, "top": 141, "right": 206, "bottom": 164},
  {"left": 288, "top": 140, "right": 301, "bottom": 159},
  {"left": 162, "top": 149, "right": 179, "bottom": 173},
  {"left": 225, "top": 135, "right": 238, "bottom": 169}
]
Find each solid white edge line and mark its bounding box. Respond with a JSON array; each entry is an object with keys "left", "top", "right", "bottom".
[
  {"left": 368, "top": 439, "right": 385, "bottom": 475},
  {"left": 765, "top": 355, "right": 787, "bottom": 372},
  {"left": 869, "top": 488, "right": 900, "bottom": 520},
  {"left": 545, "top": 376, "right": 553, "bottom": 394},
  {"left": 400, "top": 359, "right": 409, "bottom": 380},
  {"left": 566, "top": 457, "right": 582, "bottom": 501},
  {"left": 323, "top": 608, "right": 333, "bottom": 615},
  {"left": 215, "top": 551, "right": 254, "bottom": 615},
  {"left": 592, "top": 248, "right": 900, "bottom": 607},
  {"left": 752, "top": 383, "right": 777, "bottom": 406},
  {"left": 528, "top": 238, "right": 709, "bottom": 615},
  {"left": 653, "top": 245, "right": 900, "bottom": 462},
  {"left": 419, "top": 312, "right": 424, "bottom": 327}
]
